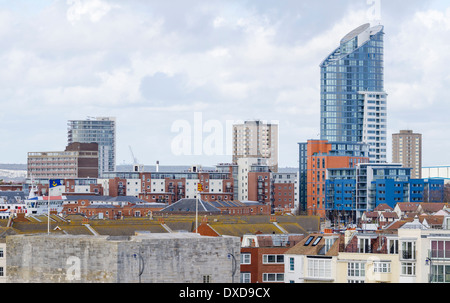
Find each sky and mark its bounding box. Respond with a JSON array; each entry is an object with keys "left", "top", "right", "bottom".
[{"left": 0, "top": 0, "right": 449, "bottom": 169}]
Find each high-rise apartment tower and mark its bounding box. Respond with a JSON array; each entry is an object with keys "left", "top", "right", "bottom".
[
  {"left": 232, "top": 120, "right": 279, "bottom": 172},
  {"left": 392, "top": 130, "right": 422, "bottom": 179},
  {"left": 320, "top": 23, "right": 387, "bottom": 163},
  {"left": 68, "top": 117, "right": 116, "bottom": 176}
]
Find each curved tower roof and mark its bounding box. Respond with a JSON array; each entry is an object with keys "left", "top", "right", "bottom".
[
  {"left": 340, "top": 23, "right": 370, "bottom": 44},
  {"left": 320, "top": 23, "right": 384, "bottom": 68}
]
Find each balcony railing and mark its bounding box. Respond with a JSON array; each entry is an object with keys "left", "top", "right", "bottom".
[
  {"left": 428, "top": 249, "right": 450, "bottom": 260},
  {"left": 400, "top": 250, "right": 416, "bottom": 261}
]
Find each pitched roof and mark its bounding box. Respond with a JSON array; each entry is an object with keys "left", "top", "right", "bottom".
[
  {"left": 254, "top": 234, "right": 305, "bottom": 247},
  {"left": 0, "top": 191, "right": 26, "bottom": 204},
  {"left": 159, "top": 198, "right": 220, "bottom": 213},
  {"left": 420, "top": 203, "right": 445, "bottom": 213},
  {"left": 374, "top": 204, "right": 393, "bottom": 212},
  {"left": 365, "top": 211, "right": 379, "bottom": 218},
  {"left": 285, "top": 233, "right": 343, "bottom": 256},
  {"left": 396, "top": 202, "right": 420, "bottom": 212},
  {"left": 381, "top": 212, "right": 398, "bottom": 219}
]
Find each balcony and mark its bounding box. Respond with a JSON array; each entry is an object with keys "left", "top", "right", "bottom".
[
  {"left": 400, "top": 250, "right": 416, "bottom": 261},
  {"left": 428, "top": 249, "right": 450, "bottom": 261}
]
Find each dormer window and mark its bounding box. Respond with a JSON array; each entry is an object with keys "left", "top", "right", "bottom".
[{"left": 358, "top": 238, "right": 371, "bottom": 253}]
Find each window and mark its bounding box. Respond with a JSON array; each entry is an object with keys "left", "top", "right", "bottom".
[
  {"left": 202, "top": 275, "right": 211, "bottom": 283},
  {"left": 431, "top": 240, "right": 450, "bottom": 259},
  {"left": 304, "top": 236, "right": 315, "bottom": 246},
  {"left": 324, "top": 237, "right": 337, "bottom": 254},
  {"left": 430, "top": 265, "right": 450, "bottom": 283},
  {"left": 241, "top": 253, "right": 251, "bottom": 265},
  {"left": 263, "top": 254, "right": 284, "bottom": 264},
  {"left": 401, "top": 262, "right": 416, "bottom": 276},
  {"left": 240, "top": 273, "right": 251, "bottom": 283},
  {"left": 0, "top": 248, "right": 3, "bottom": 258},
  {"left": 373, "top": 261, "right": 391, "bottom": 273},
  {"left": 401, "top": 241, "right": 416, "bottom": 260},
  {"left": 388, "top": 238, "right": 398, "bottom": 254},
  {"left": 308, "top": 258, "right": 332, "bottom": 279},
  {"left": 358, "top": 238, "right": 371, "bottom": 253},
  {"left": 263, "top": 273, "right": 284, "bottom": 282},
  {"left": 312, "top": 236, "right": 322, "bottom": 246},
  {"left": 289, "top": 257, "right": 295, "bottom": 271},
  {"left": 348, "top": 262, "right": 365, "bottom": 278}
]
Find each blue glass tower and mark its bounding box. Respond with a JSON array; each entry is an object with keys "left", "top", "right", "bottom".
[{"left": 320, "top": 23, "right": 387, "bottom": 163}]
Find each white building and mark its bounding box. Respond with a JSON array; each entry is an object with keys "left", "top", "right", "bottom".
[
  {"left": 359, "top": 91, "right": 388, "bottom": 163},
  {"left": 233, "top": 120, "right": 279, "bottom": 172},
  {"left": 422, "top": 166, "right": 450, "bottom": 184}
]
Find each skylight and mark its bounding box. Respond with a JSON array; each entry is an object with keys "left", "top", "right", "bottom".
[
  {"left": 304, "top": 236, "right": 315, "bottom": 246},
  {"left": 312, "top": 236, "right": 323, "bottom": 246}
]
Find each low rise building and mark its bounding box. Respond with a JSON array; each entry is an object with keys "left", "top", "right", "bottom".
[
  {"left": 240, "top": 233, "right": 304, "bottom": 283},
  {"left": 27, "top": 142, "right": 99, "bottom": 179}
]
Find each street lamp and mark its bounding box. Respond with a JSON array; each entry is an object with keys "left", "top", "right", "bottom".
[{"left": 133, "top": 252, "right": 145, "bottom": 283}]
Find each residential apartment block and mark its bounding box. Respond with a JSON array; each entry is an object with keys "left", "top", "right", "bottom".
[
  {"left": 27, "top": 142, "right": 99, "bottom": 179},
  {"left": 392, "top": 130, "right": 422, "bottom": 179},
  {"left": 25, "top": 161, "right": 300, "bottom": 214},
  {"left": 284, "top": 215, "right": 450, "bottom": 283},
  {"left": 298, "top": 140, "right": 370, "bottom": 218},
  {"left": 326, "top": 163, "right": 445, "bottom": 224},
  {"left": 233, "top": 120, "right": 279, "bottom": 172},
  {"left": 68, "top": 117, "right": 116, "bottom": 177},
  {"left": 320, "top": 23, "right": 387, "bottom": 164}
]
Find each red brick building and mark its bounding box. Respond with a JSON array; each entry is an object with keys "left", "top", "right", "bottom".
[{"left": 240, "top": 234, "right": 304, "bottom": 283}]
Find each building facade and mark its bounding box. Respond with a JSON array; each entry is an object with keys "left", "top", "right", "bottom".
[
  {"left": 6, "top": 233, "right": 240, "bottom": 283},
  {"left": 68, "top": 117, "right": 116, "bottom": 176},
  {"left": 272, "top": 172, "right": 298, "bottom": 213},
  {"left": 320, "top": 23, "right": 387, "bottom": 163},
  {"left": 326, "top": 163, "right": 445, "bottom": 224},
  {"left": 392, "top": 130, "right": 422, "bottom": 179},
  {"left": 233, "top": 120, "right": 279, "bottom": 172},
  {"left": 27, "top": 142, "right": 99, "bottom": 179},
  {"left": 298, "top": 140, "right": 369, "bottom": 218}
]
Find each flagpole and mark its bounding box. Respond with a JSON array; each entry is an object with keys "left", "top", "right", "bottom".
[{"left": 48, "top": 184, "right": 50, "bottom": 235}]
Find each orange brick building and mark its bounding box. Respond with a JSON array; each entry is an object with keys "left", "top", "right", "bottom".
[{"left": 305, "top": 140, "right": 369, "bottom": 218}]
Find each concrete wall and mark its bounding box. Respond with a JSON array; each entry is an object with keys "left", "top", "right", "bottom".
[{"left": 6, "top": 233, "right": 240, "bottom": 283}]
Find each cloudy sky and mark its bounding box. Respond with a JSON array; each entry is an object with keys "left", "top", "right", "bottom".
[{"left": 0, "top": 0, "right": 449, "bottom": 169}]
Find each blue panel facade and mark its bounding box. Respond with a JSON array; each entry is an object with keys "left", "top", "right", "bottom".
[
  {"left": 325, "top": 179, "right": 356, "bottom": 212},
  {"left": 427, "top": 178, "right": 445, "bottom": 202},
  {"left": 298, "top": 142, "right": 308, "bottom": 214}
]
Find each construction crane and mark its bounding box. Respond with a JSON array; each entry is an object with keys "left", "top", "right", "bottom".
[{"left": 129, "top": 146, "right": 138, "bottom": 165}]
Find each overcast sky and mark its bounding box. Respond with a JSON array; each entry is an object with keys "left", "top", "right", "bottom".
[{"left": 1, "top": 0, "right": 449, "bottom": 169}]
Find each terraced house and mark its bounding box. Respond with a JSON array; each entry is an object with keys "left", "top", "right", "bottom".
[{"left": 284, "top": 214, "right": 450, "bottom": 283}]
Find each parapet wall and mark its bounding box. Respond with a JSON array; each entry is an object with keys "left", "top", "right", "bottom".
[{"left": 6, "top": 233, "right": 240, "bottom": 283}]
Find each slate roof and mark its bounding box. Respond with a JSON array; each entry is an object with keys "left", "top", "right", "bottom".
[
  {"left": 64, "top": 195, "right": 147, "bottom": 204},
  {"left": 0, "top": 191, "right": 26, "bottom": 204},
  {"left": 159, "top": 198, "right": 221, "bottom": 213}
]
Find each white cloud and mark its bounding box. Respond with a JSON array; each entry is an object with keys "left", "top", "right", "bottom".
[
  {"left": 0, "top": 1, "right": 450, "bottom": 167},
  {"left": 66, "top": 0, "right": 118, "bottom": 24}
]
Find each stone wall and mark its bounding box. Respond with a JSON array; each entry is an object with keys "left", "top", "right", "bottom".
[{"left": 6, "top": 233, "right": 240, "bottom": 283}]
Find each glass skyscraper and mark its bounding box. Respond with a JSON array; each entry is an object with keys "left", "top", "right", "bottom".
[
  {"left": 320, "top": 23, "right": 387, "bottom": 163},
  {"left": 67, "top": 117, "right": 116, "bottom": 176}
]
